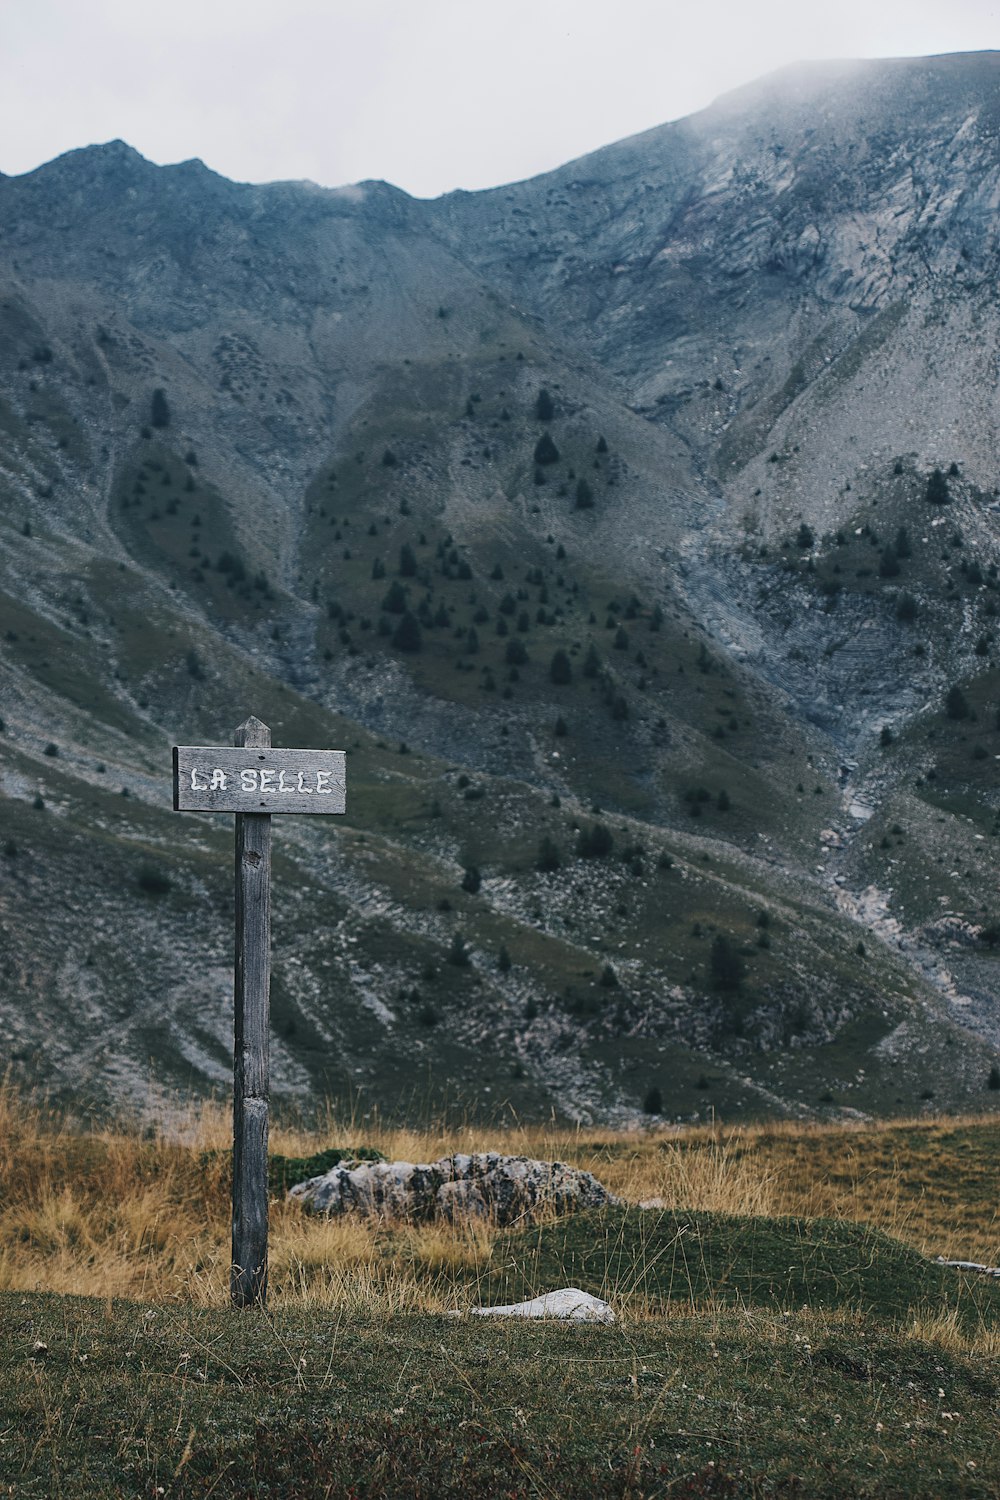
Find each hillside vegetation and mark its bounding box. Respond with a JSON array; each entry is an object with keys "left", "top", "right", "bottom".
[{"left": 4, "top": 56, "right": 1000, "bottom": 1122}]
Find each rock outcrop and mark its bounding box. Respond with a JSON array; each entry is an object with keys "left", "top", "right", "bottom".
[{"left": 288, "top": 1153, "right": 621, "bottom": 1224}]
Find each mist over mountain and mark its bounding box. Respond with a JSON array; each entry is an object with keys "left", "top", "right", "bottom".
[{"left": 2, "top": 52, "right": 999, "bottom": 1125}]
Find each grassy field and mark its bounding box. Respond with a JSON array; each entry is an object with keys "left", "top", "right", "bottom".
[{"left": 2, "top": 1085, "right": 999, "bottom": 1495}]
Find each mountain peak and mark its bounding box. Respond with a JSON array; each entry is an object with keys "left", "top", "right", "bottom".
[
  {"left": 62, "top": 138, "right": 147, "bottom": 166},
  {"left": 11, "top": 138, "right": 153, "bottom": 184}
]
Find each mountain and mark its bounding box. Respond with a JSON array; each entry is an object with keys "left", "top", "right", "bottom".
[{"left": 2, "top": 52, "right": 1000, "bottom": 1126}]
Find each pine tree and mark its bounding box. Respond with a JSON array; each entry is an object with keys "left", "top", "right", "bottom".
[
  {"left": 549, "top": 648, "right": 572, "bottom": 684},
  {"left": 447, "top": 932, "right": 470, "bottom": 967},
  {"left": 533, "top": 433, "right": 560, "bottom": 466},
  {"left": 576, "top": 823, "right": 614, "bottom": 859},
  {"left": 150, "top": 388, "right": 170, "bottom": 428},
  {"left": 536, "top": 836, "right": 561, "bottom": 872},
  {"left": 945, "top": 685, "right": 970, "bottom": 720},
  {"left": 709, "top": 935, "right": 743, "bottom": 992},
  {"left": 393, "top": 611, "right": 422, "bottom": 652},
  {"left": 925, "top": 467, "right": 950, "bottom": 503}
]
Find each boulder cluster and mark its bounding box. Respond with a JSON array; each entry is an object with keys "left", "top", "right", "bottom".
[{"left": 288, "top": 1152, "right": 621, "bottom": 1225}]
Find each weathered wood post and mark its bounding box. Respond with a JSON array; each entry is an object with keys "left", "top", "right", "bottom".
[
  {"left": 232, "top": 714, "right": 271, "bottom": 1308},
  {"left": 172, "top": 719, "right": 346, "bottom": 1309}
]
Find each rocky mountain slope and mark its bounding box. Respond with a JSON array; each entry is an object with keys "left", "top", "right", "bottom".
[{"left": 2, "top": 52, "right": 1000, "bottom": 1125}]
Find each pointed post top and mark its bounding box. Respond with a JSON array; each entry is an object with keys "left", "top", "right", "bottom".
[{"left": 234, "top": 716, "right": 271, "bottom": 749}]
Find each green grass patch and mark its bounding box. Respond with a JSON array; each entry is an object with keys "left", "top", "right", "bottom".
[
  {"left": 476, "top": 1209, "right": 1000, "bottom": 1330},
  {"left": 2, "top": 1290, "right": 998, "bottom": 1497},
  {"left": 110, "top": 441, "right": 272, "bottom": 624},
  {"left": 0, "top": 588, "right": 145, "bottom": 737}
]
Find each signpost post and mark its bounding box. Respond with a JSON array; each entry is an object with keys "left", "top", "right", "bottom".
[{"left": 172, "top": 716, "right": 346, "bottom": 1308}]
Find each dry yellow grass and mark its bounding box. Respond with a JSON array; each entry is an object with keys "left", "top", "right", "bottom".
[
  {"left": 905, "top": 1306, "right": 1000, "bottom": 1357},
  {"left": 1, "top": 1078, "right": 997, "bottom": 1309}
]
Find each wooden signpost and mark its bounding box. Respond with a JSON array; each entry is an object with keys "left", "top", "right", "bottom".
[{"left": 172, "top": 716, "right": 346, "bottom": 1307}]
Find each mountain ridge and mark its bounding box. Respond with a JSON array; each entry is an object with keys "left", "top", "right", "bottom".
[{"left": 1, "top": 53, "right": 999, "bottom": 1125}]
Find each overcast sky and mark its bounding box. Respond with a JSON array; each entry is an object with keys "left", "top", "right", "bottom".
[{"left": 3, "top": 0, "right": 998, "bottom": 197}]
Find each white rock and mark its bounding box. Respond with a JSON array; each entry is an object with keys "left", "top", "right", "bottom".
[{"left": 470, "top": 1288, "right": 615, "bottom": 1322}]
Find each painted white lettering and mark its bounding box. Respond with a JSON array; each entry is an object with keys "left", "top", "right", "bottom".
[
  {"left": 241, "top": 769, "right": 258, "bottom": 792},
  {"left": 190, "top": 767, "right": 208, "bottom": 791},
  {"left": 209, "top": 769, "right": 228, "bottom": 791},
  {"left": 316, "top": 770, "right": 333, "bottom": 794},
  {"left": 278, "top": 769, "right": 291, "bottom": 793},
  {"left": 258, "top": 769, "right": 276, "bottom": 792},
  {"left": 296, "top": 770, "right": 312, "bottom": 794}
]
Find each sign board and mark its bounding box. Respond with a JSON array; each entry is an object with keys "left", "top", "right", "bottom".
[
  {"left": 173, "top": 747, "right": 346, "bottom": 813},
  {"left": 171, "top": 717, "right": 346, "bottom": 1309}
]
